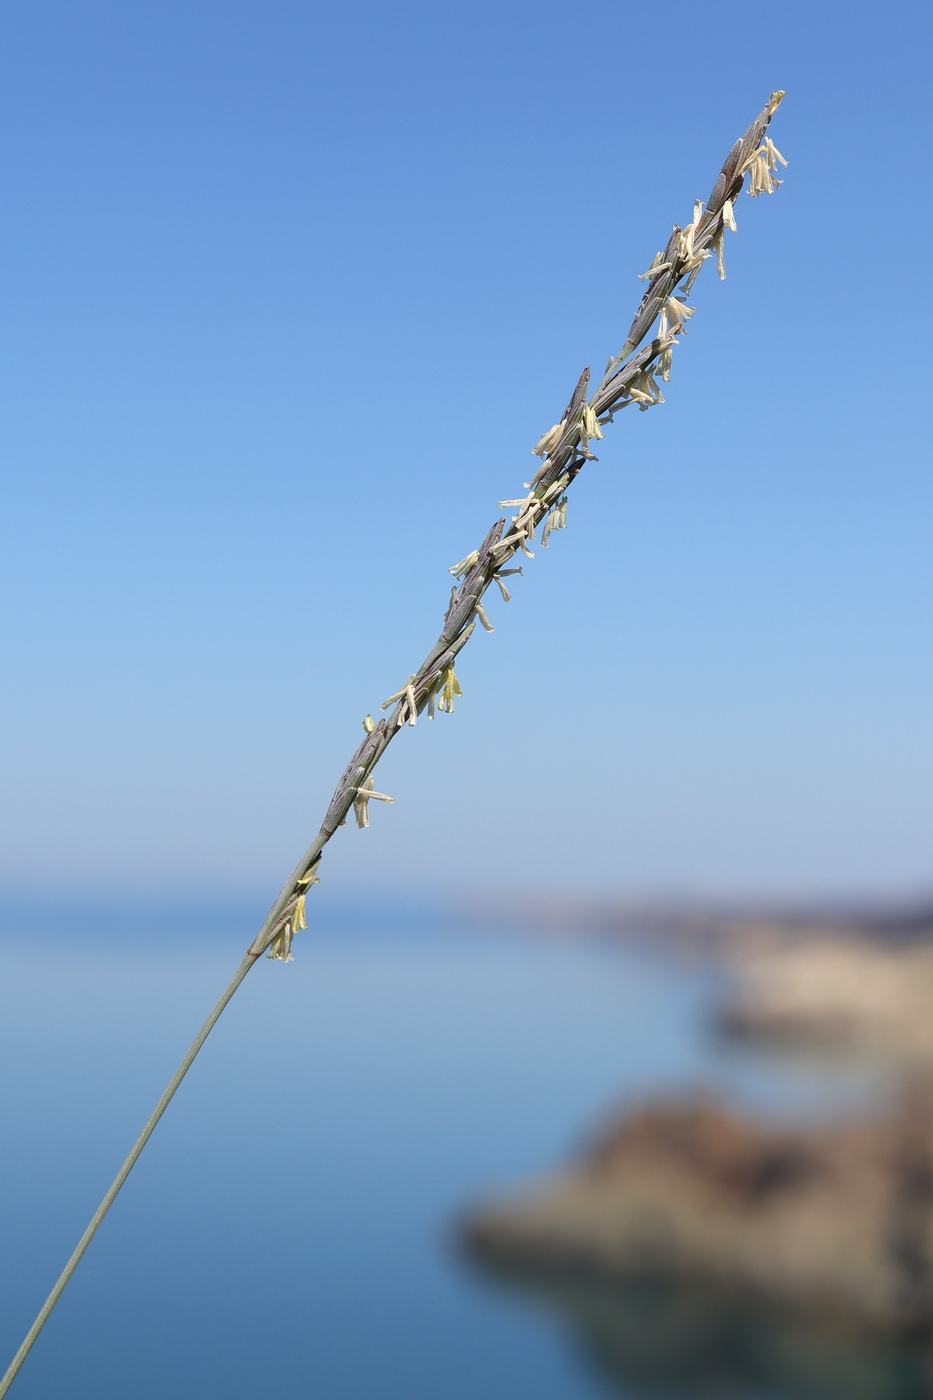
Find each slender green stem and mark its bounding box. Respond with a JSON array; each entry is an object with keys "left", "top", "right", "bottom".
[{"left": 0, "top": 950, "right": 259, "bottom": 1399}]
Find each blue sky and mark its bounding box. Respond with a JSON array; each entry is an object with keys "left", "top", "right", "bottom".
[{"left": 1, "top": 0, "right": 931, "bottom": 905}]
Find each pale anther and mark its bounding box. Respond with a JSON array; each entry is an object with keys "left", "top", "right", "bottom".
[{"left": 449, "top": 551, "right": 479, "bottom": 578}]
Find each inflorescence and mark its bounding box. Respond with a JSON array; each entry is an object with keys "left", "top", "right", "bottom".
[{"left": 263, "top": 93, "right": 787, "bottom": 960}]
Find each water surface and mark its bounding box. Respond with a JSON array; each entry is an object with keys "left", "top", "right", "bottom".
[{"left": 0, "top": 918, "right": 905, "bottom": 1398}]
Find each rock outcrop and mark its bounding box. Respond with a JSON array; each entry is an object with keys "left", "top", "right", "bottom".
[{"left": 462, "top": 1096, "right": 933, "bottom": 1329}]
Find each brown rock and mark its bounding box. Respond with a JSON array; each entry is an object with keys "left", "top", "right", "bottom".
[{"left": 461, "top": 1095, "right": 933, "bottom": 1328}]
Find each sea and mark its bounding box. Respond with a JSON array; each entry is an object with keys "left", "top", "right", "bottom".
[{"left": 0, "top": 909, "right": 918, "bottom": 1400}]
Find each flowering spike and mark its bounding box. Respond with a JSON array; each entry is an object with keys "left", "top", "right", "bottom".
[{"left": 0, "top": 104, "right": 790, "bottom": 1387}]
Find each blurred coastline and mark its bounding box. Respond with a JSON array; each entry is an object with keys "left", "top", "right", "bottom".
[{"left": 458, "top": 893, "right": 933, "bottom": 1397}]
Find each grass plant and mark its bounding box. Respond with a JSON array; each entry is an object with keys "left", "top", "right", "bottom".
[{"left": 0, "top": 90, "right": 787, "bottom": 1395}]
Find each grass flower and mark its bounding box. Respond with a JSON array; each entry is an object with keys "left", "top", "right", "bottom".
[
  {"left": 437, "top": 664, "right": 463, "bottom": 713},
  {"left": 532, "top": 421, "right": 565, "bottom": 458},
  {"left": 267, "top": 893, "right": 308, "bottom": 961},
  {"left": 449, "top": 550, "right": 479, "bottom": 578},
  {"left": 493, "top": 566, "right": 522, "bottom": 602},
  {"left": 742, "top": 135, "right": 787, "bottom": 196},
  {"left": 627, "top": 369, "right": 665, "bottom": 409},
  {"left": 541, "top": 497, "right": 568, "bottom": 548},
  {"left": 638, "top": 251, "right": 671, "bottom": 281},
  {"left": 665, "top": 296, "right": 694, "bottom": 332},
  {"left": 474, "top": 600, "right": 494, "bottom": 632},
  {"left": 580, "top": 404, "right": 604, "bottom": 456},
  {"left": 380, "top": 675, "right": 419, "bottom": 726},
  {"left": 352, "top": 776, "right": 396, "bottom": 829}
]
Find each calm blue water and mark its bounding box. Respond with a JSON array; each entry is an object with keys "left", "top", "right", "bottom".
[{"left": 0, "top": 920, "right": 898, "bottom": 1399}]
